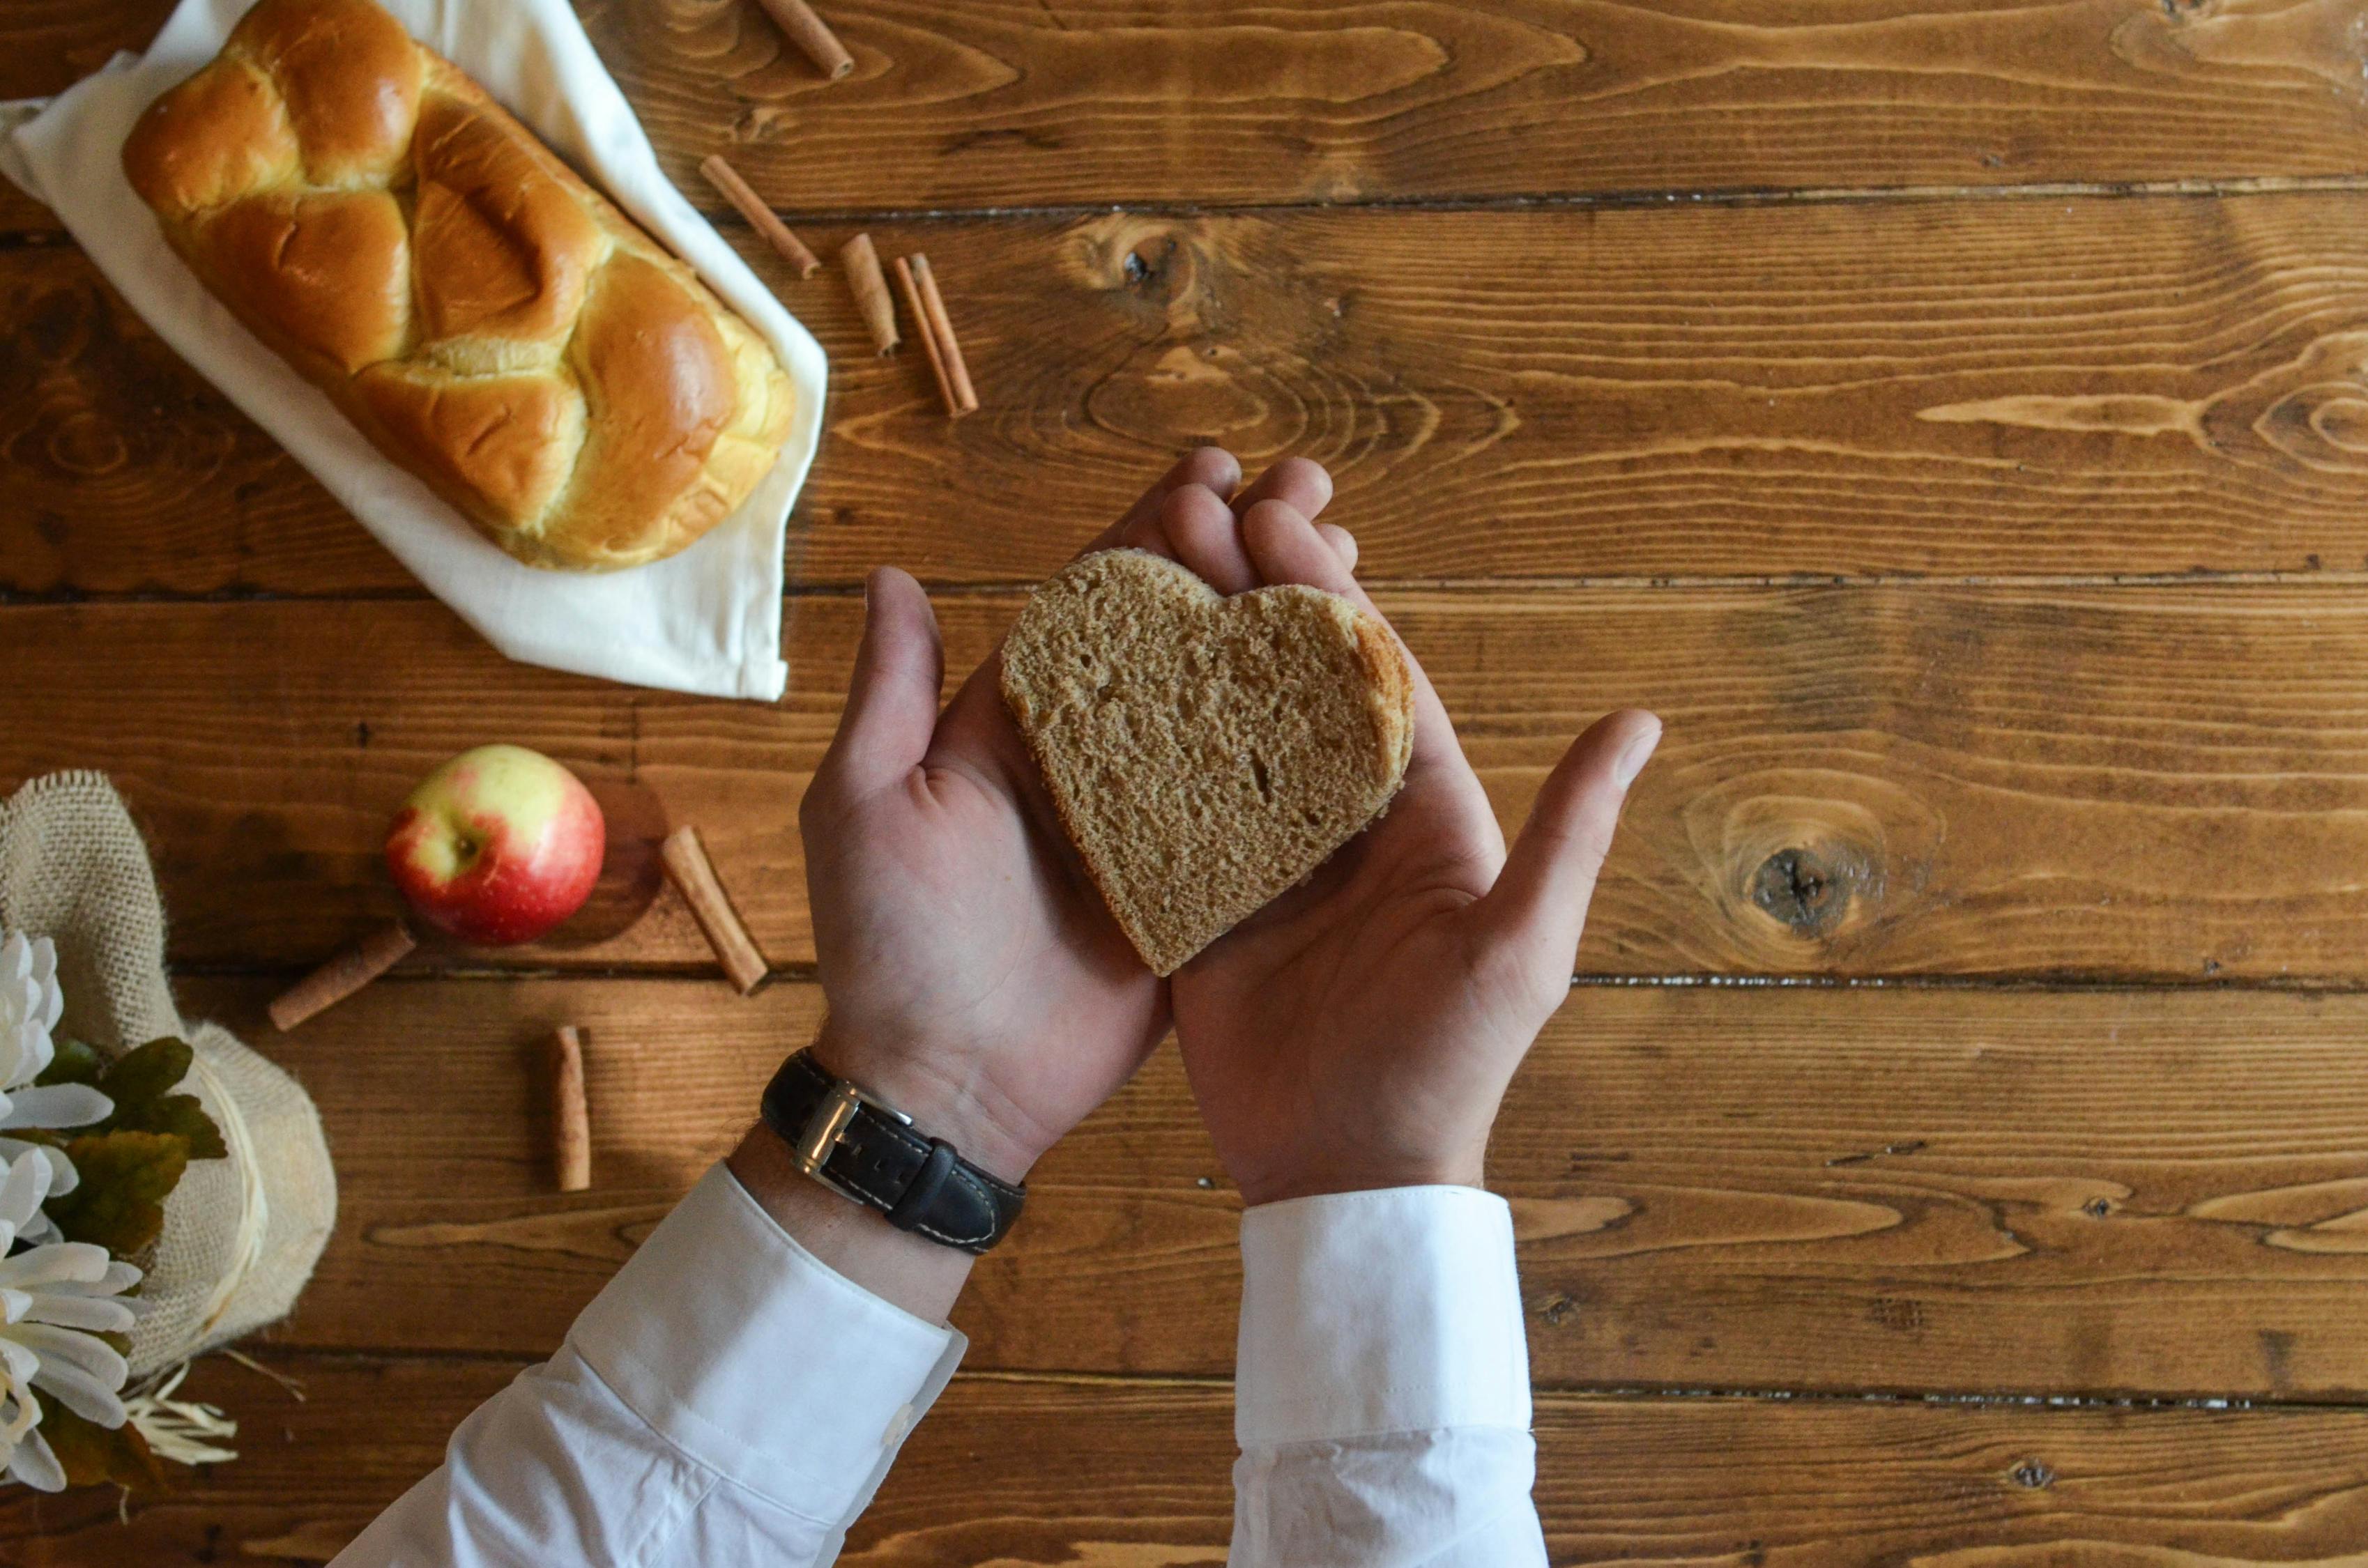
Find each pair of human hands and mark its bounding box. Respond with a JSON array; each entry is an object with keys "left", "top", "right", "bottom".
[{"left": 795, "top": 450, "right": 1660, "bottom": 1210}]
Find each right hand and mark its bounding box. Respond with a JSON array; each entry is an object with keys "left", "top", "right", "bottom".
[{"left": 1126, "top": 470, "right": 1663, "bottom": 1206}]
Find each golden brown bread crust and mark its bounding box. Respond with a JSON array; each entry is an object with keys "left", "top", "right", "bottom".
[
  {"left": 1347, "top": 611, "right": 1416, "bottom": 786},
  {"left": 120, "top": 0, "right": 795, "bottom": 571}
]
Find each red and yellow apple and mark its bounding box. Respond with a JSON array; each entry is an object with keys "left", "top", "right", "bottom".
[{"left": 385, "top": 744, "right": 604, "bottom": 946}]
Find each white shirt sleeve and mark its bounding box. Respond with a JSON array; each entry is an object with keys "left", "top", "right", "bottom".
[
  {"left": 1230, "top": 1186, "right": 1548, "bottom": 1568},
  {"left": 329, "top": 1163, "right": 965, "bottom": 1568}
]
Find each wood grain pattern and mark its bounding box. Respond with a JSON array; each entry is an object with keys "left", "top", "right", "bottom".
[
  {"left": 18, "top": 0, "right": 2368, "bottom": 225},
  {"left": 871, "top": 1383, "right": 2368, "bottom": 1568},
  {"left": 0, "top": 1354, "right": 497, "bottom": 1567},
  {"left": 609, "top": 0, "right": 2368, "bottom": 205},
  {"left": 15, "top": 192, "right": 2368, "bottom": 594},
  {"left": 171, "top": 976, "right": 2368, "bottom": 1399},
  {"left": 0, "top": 0, "right": 162, "bottom": 235},
  {"left": 16, "top": 583, "right": 2368, "bottom": 983},
  {"left": 6, "top": 1354, "right": 2365, "bottom": 1565},
  {"left": 14, "top": 0, "right": 2368, "bottom": 227},
  {"left": 8, "top": 0, "right": 2363, "bottom": 1548}
]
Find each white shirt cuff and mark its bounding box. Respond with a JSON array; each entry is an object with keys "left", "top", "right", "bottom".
[
  {"left": 1235, "top": 1185, "right": 1531, "bottom": 1447},
  {"left": 567, "top": 1163, "right": 965, "bottom": 1526}
]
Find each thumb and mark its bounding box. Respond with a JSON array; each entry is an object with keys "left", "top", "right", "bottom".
[
  {"left": 1469, "top": 709, "right": 1660, "bottom": 982},
  {"left": 819, "top": 567, "right": 945, "bottom": 798}
]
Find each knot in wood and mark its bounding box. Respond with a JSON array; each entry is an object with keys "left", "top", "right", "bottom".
[
  {"left": 1752, "top": 845, "right": 1856, "bottom": 937},
  {"left": 1113, "top": 233, "right": 1186, "bottom": 302},
  {"left": 26, "top": 284, "right": 97, "bottom": 364},
  {"left": 2010, "top": 1458, "right": 2056, "bottom": 1489}
]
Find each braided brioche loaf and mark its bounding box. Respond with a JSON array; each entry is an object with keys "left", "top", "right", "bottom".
[{"left": 121, "top": 0, "right": 795, "bottom": 571}]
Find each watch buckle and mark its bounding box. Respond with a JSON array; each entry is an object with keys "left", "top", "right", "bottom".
[{"left": 788, "top": 1072, "right": 915, "bottom": 1192}]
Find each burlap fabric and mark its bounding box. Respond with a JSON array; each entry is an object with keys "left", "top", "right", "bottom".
[{"left": 0, "top": 771, "right": 335, "bottom": 1378}]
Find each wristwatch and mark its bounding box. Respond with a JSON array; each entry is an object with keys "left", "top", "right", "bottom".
[{"left": 759, "top": 1049, "right": 1026, "bottom": 1254}]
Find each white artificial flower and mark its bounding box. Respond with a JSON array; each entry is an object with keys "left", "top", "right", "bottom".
[
  {"left": 0, "top": 1152, "right": 142, "bottom": 1491},
  {"left": 0, "top": 933, "right": 114, "bottom": 1242}
]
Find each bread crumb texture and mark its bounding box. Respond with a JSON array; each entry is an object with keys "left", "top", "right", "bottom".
[{"left": 1002, "top": 550, "right": 1414, "bottom": 974}]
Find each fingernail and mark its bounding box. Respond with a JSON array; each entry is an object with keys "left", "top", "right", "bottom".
[{"left": 1612, "top": 722, "right": 1661, "bottom": 790}]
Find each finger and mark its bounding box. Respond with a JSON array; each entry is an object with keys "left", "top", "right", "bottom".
[
  {"left": 1085, "top": 448, "right": 1242, "bottom": 558},
  {"left": 928, "top": 646, "right": 1028, "bottom": 785},
  {"left": 1239, "top": 498, "right": 1358, "bottom": 597},
  {"left": 1317, "top": 522, "right": 1358, "bottom": 574},
  {"left": 1115, "top": 505, "right": 1182, "bottom": 562},
  {"left": 1469, "top": 709, "right": 1661, "bottom": 979},
  {"left": 1240, "top": 498, "right": 1460, "bottom": 773},
  {"left": 1232, "top": 456, "right": 1334, "bottom": 525},
  {"left": 1115, "top": 481, "right": 1239, "bottom": 567},
  {"left": 1122, "top": 486, "right": 1350, "bottom": 592},
  {"left": 1159, "top": 482, "right": 1262, "bottom": 594},
  {"left": 818, "top": 567, "right": 946, "bottom": 798}
]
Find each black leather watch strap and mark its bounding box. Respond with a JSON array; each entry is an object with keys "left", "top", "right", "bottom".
[{"left": 759, "top": 1050, "right": 1026, "bottom": 1254}]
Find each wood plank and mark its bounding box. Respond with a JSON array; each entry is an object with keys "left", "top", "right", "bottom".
[
  {"left": 14, "top": 0, "right": 2368, "bottom": 223},
  {"left": 0, "top": 1353, "right": 508, "bottom": 1567},
  {"left": 605, "top": 0, "right": 2368, "bottom": 203},
  {"left": 182, "top": 975, "right": 2368, "bottom": 1399},
  {"left": 14, "top": 191, "right": 2368, "bottom": 594},
  {"left": 7, "top": 1355, "right": 2365, "bottom": 1565},
  {"left": 16, "top": 581, "right": 2368, "bottom": 983},
  {"left": 0, "top": 0, "right": 169, "bottom": 103},
  {"left": 0, "top": 0, "right": 170, "bottom": 237}
]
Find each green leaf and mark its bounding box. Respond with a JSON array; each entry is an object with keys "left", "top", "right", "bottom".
[
  {"left": 96, "top": 1040, "right": 193, "bottom": 1109},
  {"left": 35, "top": 1038, "right": 103, "bottom": 1089},
  {"left": 38, "top": 1038, "right": 229, "bottom": 1161},
  {"left": 36, "top": 1393, "right": 166, "bottom": 1491},
  {"left": 103, "top": 1040, "right": 225, "bottom": 1160},
  {"left": 20, "top": 1039, "right": 226, "bottom": 1251},
  {"left": 105, "top": 1093, "right": 227, "bottom": 1162},
  {"left": 43, "top": 1132, "right": 188, "bottom": 1256}
]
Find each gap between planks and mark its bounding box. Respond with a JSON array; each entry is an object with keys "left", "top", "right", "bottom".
[
  {"left": 8, "top": 172, "right": 2368, "bottom": 248},
  {"left": 669, "top": 170, "right": 2368, "bottom": 225},
  {"left": 224, "top": 1351, "right": 2367, "bottom": 1415},
  {"left": 15, "top": 569, "right": 2368, "bottom": 609},
  {"left": 173, "top": 962, "right": 2368, "bottom": 996},
  {"left": 774, "top": 1367, "right": 2342, "bottom": 1415}
]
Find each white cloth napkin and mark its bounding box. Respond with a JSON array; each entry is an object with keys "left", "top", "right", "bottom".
[{"left": 0, "top": 0, "right": 825, "bottom": 701}]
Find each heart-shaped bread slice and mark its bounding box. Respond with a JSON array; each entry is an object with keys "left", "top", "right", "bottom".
[{"left": 1002, "top": 549, "right": 1415, "bottom": 975}]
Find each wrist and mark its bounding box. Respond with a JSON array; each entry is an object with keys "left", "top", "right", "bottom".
[
  {"left": 805, "top": 1017, "right": 1047, "bottom": 1185},
  {"left": 726, "top": 1125, "right": 974, "bottom": 1322},
  {"left": 1233, "top": 1149, "right": 1488, "bottom": 1210}
]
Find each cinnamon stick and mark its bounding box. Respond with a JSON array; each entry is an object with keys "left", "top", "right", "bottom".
[
  {"left": 752, "top": 0, "right": 854, "bottom": 79},
  {"left": 892, "top": 255, "right": 960, "bottom": 416},
  {"left": 269, "top": 919, "right": 415, "bottom": 1031},
  {"left": 549, "top": 1026, "right": 591, "bottom": 1192},
  {"left": 659, "top": 825, "right": 770, "bottom": 994},
  {"left": 699, "top": 155, "right": 820, "bottom": 277},
  {"left": 839, "top": 233, "right": 899, "bottom": 355},
  {"left": 908, "top": 254, "right": 979, "bottom": 415}
]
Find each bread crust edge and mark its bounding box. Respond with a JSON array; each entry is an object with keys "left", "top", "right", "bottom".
[{"left": 999, "top": 549, "right": 1420, "bottom": 978}]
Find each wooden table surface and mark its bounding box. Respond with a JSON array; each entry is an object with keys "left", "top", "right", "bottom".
[{"left": 8, "top": 0, "right": 2368, "bottom": 1560}]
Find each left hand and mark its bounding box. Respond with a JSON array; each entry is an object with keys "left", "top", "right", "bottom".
[
  {"left": 790, "top": 450, "right": 1260, "bottom": 1183},
  {"left": 735, "top": 452, "right": 1365, "bottom": 1320}
]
